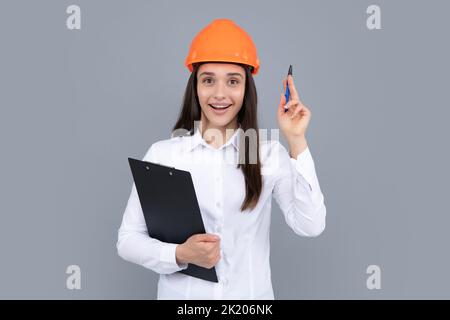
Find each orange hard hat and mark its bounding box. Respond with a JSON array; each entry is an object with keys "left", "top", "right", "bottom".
[{"left": 185, "top": 19, "right": 260, "bottom": 75}]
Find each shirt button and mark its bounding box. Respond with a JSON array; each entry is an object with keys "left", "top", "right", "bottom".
[
  {"left": 221, "top": 277, "right": 228, "bottom": 285},
  {"left": 216, "top": 202, "right": 221, "bottom": 208}
]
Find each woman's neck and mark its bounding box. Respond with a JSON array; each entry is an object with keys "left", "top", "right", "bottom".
[{"left": 199, "top": 119, "right": 239, "bottom": 149}]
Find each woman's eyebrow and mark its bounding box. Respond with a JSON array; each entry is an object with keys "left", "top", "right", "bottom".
[
  {"left": 198, "top": 72, "right": 244, "bottom": 78},
  {"left": 227, "top": 72, "right": 244, "bottom": 78}
]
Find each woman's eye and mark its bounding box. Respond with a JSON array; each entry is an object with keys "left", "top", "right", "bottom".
[{"left": 201, "top": 78, "right": 239, "bottom": 85}]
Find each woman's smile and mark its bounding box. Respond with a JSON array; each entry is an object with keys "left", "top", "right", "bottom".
[{"left": 209, "top": 103, "right": 233, "bottom": 114}]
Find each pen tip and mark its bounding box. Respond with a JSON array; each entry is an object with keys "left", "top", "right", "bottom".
[{"left": 288, "top": 65, "right": 292, "bottom": 76}]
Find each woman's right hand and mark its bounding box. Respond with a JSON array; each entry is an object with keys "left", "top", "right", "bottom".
[{"left": 176, "top": 234, "right": 221, "bottom": 269}]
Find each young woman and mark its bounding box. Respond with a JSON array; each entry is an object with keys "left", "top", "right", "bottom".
[{"left": 117, "top": 19, "right": 326, "bottom": 299}]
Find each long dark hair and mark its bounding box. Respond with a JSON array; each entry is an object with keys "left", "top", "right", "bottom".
[{"left": 172, "top": 62, "right": 262, "bottom": 212}]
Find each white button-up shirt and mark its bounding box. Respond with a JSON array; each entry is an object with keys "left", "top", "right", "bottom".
[{"left": 117, "top": 127, "right": 326, "bottom": 299}]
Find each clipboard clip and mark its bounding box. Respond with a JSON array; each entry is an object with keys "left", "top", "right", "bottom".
[
  {"left": 155, "top": 162, "right": 176, "bottom": 170},
  {"left": 144, "top": 161, "right": 176, "bottom": 173}
]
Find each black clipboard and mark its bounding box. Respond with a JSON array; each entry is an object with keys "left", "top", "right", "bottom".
[{"left": 128, "top": 157, "right": 218, "bottom": 283}]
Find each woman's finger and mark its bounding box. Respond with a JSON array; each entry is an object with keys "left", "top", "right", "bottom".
[
  {"left": 278, "top": 93, "right": 287, "bottom": 112},
  {"left": 281, "top": 99, "right": 300, "bottom": 117},
  {"left": 287, "top": 75, "right": 303, "bottom": 104},
  {"left": 284, "top": 99, "right": 300, "bottom": 110},
  {"left": 290, "top": 104, "right": 304, "bottom": 119}
]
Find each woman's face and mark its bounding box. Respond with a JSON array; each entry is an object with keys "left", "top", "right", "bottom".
[{"left": 196, "top": 63, "right": 246, "bottom": 130}]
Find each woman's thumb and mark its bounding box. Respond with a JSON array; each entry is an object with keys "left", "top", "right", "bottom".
[{"left": 198, "top": 233, "right": 220, "bottom": 242}]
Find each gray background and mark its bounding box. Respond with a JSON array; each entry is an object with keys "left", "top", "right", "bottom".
[{"left": 1, "top": 0, "right": 449, "bottom": 299}]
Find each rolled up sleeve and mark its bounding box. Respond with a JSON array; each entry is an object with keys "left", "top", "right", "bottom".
[
  {"left": 116, "top": 144, "right": 188, "bottom": 274},
  {"left": 272, "top": 142, "right": 327, "bottom": 237}
]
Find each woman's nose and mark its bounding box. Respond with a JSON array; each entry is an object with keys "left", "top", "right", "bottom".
[{"left": 213, "top": 82, "right": 227, "bottom": 99}]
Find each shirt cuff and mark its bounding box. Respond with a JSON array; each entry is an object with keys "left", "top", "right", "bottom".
[
  {"left": 160, "top": 243, "right": 189, "bottom": 271},
  {"left": 289, "top": 147, "right": 316, "bottom": 191}
]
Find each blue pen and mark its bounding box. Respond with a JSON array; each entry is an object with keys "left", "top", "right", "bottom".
[{"left": 284, "top": 65, "right": 293, "bottom": 112}]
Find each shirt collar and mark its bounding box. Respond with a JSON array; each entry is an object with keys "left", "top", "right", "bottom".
[{"left": 187, "top": 124, "right": 242, "bottom": 152}]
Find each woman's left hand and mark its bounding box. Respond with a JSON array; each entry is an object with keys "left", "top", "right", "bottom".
[{"left": 277, "top": 75, "right": 311, "bottom": 139}]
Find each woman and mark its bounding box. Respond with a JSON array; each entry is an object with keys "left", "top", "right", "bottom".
[{"left": 117, "top": 19, "right": 326, "bottom": 299}]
